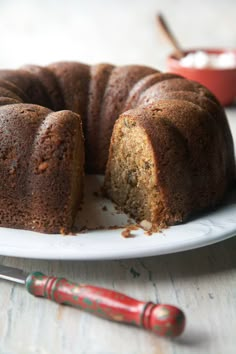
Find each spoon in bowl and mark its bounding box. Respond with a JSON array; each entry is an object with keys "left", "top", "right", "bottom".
[{"left": 156, "top": 13, "right": 184, "bottom": 59}]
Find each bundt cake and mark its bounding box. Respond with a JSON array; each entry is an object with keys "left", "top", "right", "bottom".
[{"left": 0, "top": 61, "right": 234, "bottom": 233}]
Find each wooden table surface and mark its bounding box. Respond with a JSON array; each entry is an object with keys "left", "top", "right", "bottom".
[{"left": 0, "top": 1, "right": 236, "bottom": 353}]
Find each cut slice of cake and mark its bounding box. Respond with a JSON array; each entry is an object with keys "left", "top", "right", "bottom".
[{"left": 104, "top": 100, "right": 228, "bottom": 230}]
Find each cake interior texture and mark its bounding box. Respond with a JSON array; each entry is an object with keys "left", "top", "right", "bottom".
[
  {"left": 104, "top": 115, "right": 166, "bottom": 228},
  {"left": 0, "top": 61, "right": 234, "bottom": 233}
]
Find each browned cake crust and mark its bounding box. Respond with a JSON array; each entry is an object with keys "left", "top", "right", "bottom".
[
  {"left": 22, "top": 65, "right": 65, "bottom": 111},
  {"left": 124, "top": 73, "right": 180, "bottom": 111},
  {"left": 0, "top": 103, "right": 84, "bottom": 234},
  {"left": 86, "top": 63, "right": 114, "bottom": 172},
  {"left": 0, "top": 61, "right": 234, "bottom": 233}
]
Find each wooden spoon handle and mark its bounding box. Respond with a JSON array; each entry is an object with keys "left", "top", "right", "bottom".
[
  {"left": 26, "top": 272, "right": 185, "bottom": 337},
  {"left": 156, "top": 13, "right": 184, "bottom": 59}
]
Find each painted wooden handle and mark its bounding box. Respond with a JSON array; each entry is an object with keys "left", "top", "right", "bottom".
[{"left": 26, "top": 272, "right": 185, "bottom": 337}]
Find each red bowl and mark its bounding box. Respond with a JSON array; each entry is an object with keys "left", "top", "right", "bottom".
[{"left": 166, "top": 48, "right": 236, "bottom": 106}]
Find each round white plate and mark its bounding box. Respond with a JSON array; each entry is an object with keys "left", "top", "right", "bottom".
[{"left": 0, "top": 175, "right": 236, "bottom": 260}]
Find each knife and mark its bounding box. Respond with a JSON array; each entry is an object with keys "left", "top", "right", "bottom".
[{"left": 0, "top": 264, "right": 185, "bottom": 337}]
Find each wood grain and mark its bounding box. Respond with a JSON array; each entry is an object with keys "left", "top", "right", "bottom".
[{"left": 0, "top": 234, "right": 235, "bottom": 354}]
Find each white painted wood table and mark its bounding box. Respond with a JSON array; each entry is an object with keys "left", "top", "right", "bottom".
[{"left": 0, "top": 0, "right": 236, "bottom": 353}]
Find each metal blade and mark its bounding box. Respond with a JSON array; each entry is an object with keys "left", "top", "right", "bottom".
[{"left": 0, "top": 264, "right": 28, "bottom": 284}]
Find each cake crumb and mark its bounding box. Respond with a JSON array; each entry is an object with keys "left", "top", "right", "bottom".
[
  {"left": 121, "top": 229, "right": 133, "bottom": 238},
  {"left": 140, "top": 220, "right": 152, "bottom": 231},
  {"left": 65, "top": 231, "right": 76, "bottom": 236},
  {"left": 144, "top": 230, "right": 153, "bottom": 236},
  {"left": 121, "top": 224, "right": 138, "bottom": 238},
  {"left": 59, "top": 228, "right": 75, "bottom": 236},
  {"left": 60, "top": 227, "right": 66, "bottom": 235}
]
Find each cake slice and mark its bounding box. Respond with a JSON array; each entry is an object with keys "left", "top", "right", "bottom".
[{"left": 104, "top": 100, "right": 226, "bottom": 230}]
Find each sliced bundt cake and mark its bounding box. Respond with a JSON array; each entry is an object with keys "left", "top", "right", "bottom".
[{"left": 0, "top": 62, "right": 234, "bottom": 233}]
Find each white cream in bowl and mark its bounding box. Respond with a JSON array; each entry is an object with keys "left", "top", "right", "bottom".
[{"left": 179, "top": 51, "right": 236, "bottom": 69}]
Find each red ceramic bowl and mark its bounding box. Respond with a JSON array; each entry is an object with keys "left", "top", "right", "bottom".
[{"left": 167, "top": 49, "right": 236, "bottom": 106}]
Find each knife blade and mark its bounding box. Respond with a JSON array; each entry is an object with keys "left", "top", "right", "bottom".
[
  {"left": 0, "top": 264, "right": 185, "bottom": 337},
  {"left": 0, "top": 264, "right": 28, "bottom": 284}
]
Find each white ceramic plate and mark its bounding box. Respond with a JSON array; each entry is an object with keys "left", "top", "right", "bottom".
[{"left": 0, "top": 175, "right": 235, "bottom": 260}]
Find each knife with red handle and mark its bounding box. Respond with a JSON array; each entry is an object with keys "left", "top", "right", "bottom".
[{"left": 0, "top": 264, "right": 185, "bottom": 337}]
